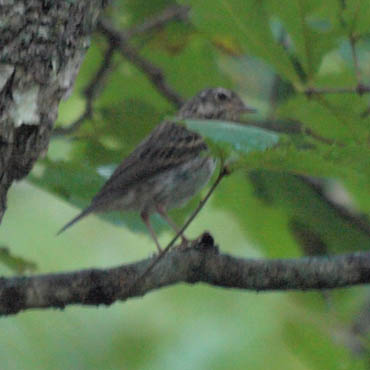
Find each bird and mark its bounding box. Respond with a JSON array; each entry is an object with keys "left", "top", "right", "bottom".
[{"left": 57, "top": 87, "right": 256, "bottom": 251}]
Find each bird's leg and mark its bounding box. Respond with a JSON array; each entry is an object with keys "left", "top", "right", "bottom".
[
  {"left": 155, "top": 205, "right": 189, "bottom": 247},
  {"left": 141, "top": 211, "right": 162, "bottom": 252}
]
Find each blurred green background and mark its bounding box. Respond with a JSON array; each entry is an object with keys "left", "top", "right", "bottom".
[{"left": 1, "top": 0, "right": 370, "bottom": 369}]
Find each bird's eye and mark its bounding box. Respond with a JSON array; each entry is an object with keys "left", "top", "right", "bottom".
[{"left": 216, "top": 91, "right": 229, "bottom": 101}]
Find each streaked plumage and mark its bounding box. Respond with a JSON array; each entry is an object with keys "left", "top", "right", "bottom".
[{"left": 58, "top": 87, "right": 255, "bottom": 250}]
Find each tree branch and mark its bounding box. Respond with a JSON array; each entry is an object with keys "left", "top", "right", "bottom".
[
  {"left": 97, "top": 18, "right": 184, "bottom": 108},
  {"left": 53, "top": 44, "right": 116, "bottom": 136},
  {"left": 126, "top": 4, "right": 190, "bottom": 38},
  {"left": 1, "top": 236, "right": 369, "bottom": 316},
  {"left": 54, "top": 5, "right": 189, "bottom": 136}
]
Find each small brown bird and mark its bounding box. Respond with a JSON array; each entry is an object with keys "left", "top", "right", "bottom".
[{"left": 58, "top": 87, "right": 255, "bottom": 251}]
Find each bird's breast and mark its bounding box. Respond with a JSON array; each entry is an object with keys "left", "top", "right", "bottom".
[
  {"left": 151, "top": 156, "right": 216, "bottom": 210},
  {"left": 103, "top": 156, "right": 216, "bottom": 214}
]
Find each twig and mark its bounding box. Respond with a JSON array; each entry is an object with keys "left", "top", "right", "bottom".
[
  {"left": 301, "top": 176, "right": 370, "bottom": 238},
  {"left": 98, "top": 18, "right": 184, "bottom": 108},
  {"left": 244, "top": 119, "right": 337, "bottom": 146},
  {"left": 304, "top": 85, "right": 370, "bottom": 96},
  {"left": 53, "top": 45, "right": 115, "bottom": 136},
  {"left": 349, "top": 34, "right": 362, "bottom": 84},
  {"left": 303, "top": 26, "right": 367, "bottom": 98},
  {"left": 55, "top": 5, "right": 188, "bottom": 136},
  {"left": 262, "top": 29, "right": 336, "bottom": 147},
  {"left": 349, "top": 36, "right": 370, "bottom": 117},
  {"left": 129, "top": 166, "right": 229, "bottom": 291},
  {"left": 312, "top": 95, "right": 351, "bottom": 130},
  {"left": 126, "top": 4, "right": 190, "bottom": 38},
  {"left": 338, "top": 0, "right": 370, "bottom": 117}
]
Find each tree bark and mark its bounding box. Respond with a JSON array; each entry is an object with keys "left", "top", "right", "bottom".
[
  {"left": 0, "top": 0, "right": 107, "bottom": 222},
  {"left": 1, "top": 236, "right": 369, "bottom": 316}
]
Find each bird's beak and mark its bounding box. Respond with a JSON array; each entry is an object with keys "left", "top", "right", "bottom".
[{"left": 240, "top": 103, "right": 257, "bottom": 114}]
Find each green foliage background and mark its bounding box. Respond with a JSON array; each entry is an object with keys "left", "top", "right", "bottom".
[{"left": 1, "top": 0, "right": 370, "bottom": 368}]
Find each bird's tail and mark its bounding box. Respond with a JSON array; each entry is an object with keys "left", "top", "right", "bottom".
[{"left": 56, "top": 206, "right": 94, "bottom": 236}]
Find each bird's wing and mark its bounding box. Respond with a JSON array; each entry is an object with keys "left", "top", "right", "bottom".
[{"left": 90, "top": 122, "right": 207, "bottom": 208}]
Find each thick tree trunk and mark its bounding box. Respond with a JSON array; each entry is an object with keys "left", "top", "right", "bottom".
[{"left": 0, "top": 0, "right": 106, "bottom": 222}]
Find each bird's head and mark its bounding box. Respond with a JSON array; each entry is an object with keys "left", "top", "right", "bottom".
[{"left": 178, "top": 87, "right": 256, "bottom": 121}]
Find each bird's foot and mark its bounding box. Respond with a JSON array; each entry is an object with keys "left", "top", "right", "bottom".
[
  {"left": 176, "top": 236, "right": 190, "bottom": 250},
  {"left": 175, "top": 232, "right": 218, "bottom": 252}
]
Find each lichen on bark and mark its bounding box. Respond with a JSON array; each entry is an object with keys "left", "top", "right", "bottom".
[{"left": 0, "top": 0, "right": 107, "bottom": 222}]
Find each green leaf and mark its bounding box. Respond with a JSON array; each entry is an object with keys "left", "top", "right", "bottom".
[
  {"left": 214, "top": 171, "right": 301, "bottom": 258},
  {"left": 29, "top": 160, "right": 187, "bottom": 235},
  {"left": 277, "top": 94, "right": 368, "bottom": 142},
  {"left": 187, "top": 0, "right": 302, "bottom": 86},
  {"left": 0, "top": 246, "right": 37, "bottom": 274},
  {"left": 182, "top": 119, "right": 280, "bottom": 155},
  {"left": 144, "top": 35, "right": 232, "bottom": 97},
  {"left": 124, "top": 0, "right": 175, "bottom": 25},
  {"left": 213, "top": 163, "right": 370, "bottom": 258},
  {"left": 267, "top": 0, "right": 338, "bottom": 80},
  {"left": 284, "top": 318, "right": 368, "bottom": 370},
  {"left": 341, "top": 0, "right": 370, "bottom": 35}
]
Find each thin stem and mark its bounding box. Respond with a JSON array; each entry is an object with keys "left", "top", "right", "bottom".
[
  {"left": 349, "top": 35, "right": 361, "bottom": 84},
  {"left": 129, "top": 165, "right": 229, "bottom": 290}
]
